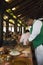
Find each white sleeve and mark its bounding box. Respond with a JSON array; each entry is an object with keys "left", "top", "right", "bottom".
[
  {"left": 29, "top": 20, "right": 42, "bottom": 42},
  {"left": 20, "top": 35, "right": 24, "bottom": 43}
]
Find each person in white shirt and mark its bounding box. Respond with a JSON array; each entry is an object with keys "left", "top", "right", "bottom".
[
  {"left": 26, "top": 18, "right": 43, "bottom": 65},
  {"left": 20, "top": 30, "right": 30, "bottom": 45}
]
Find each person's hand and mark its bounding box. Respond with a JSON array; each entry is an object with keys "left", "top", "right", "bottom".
[{"left": 26, "top": 39, "right": 32, "bottom": 46}]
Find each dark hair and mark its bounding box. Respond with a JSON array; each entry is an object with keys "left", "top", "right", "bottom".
[
  {"left": 26, "top": 18, "right": 34, "bottom": 22},
  {"left": 25, "top": 30, "right": 30, "bottom": 33}
]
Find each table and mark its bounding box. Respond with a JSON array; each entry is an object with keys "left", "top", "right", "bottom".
[{"left": 0, "top": 45, "right": 33, "bottom": 65}]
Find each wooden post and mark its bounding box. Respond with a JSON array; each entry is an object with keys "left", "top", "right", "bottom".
[
  {"left": 6, "top": 20, "right": 9, "bottom": 37},
  {"left": 0, "top": 13, "right": 3, "bottom": 47},
  {"left": 14, "top": 19, "right": 17, "bottom": 33}
]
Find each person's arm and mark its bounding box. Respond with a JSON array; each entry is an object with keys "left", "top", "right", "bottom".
[
  {"left": 28, "top": 20, "right": 42, "bottom": 42},
  {"left": 20, "top": 34, "right": 24, "bottom": 43}
]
